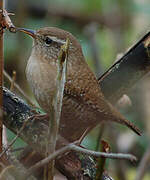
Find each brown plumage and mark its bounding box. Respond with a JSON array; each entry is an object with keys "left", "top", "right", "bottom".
[{"left": 19, "top": 27, "right": 141, "bottom": 141}]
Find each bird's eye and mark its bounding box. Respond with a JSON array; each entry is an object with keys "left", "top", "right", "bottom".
[{"left": 45, "top": 37, "right": 52, "bottom": 46}]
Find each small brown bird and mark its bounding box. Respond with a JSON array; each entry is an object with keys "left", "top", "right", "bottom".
[{"left": 18, "top": 27, "right": 141, "bottom": 141}]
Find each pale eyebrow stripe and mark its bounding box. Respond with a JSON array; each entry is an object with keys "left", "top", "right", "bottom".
[{"left": 47, "top": 36, "right": 66, "bottom": 44}]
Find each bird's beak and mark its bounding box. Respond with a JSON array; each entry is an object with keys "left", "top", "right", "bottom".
[{"left": 17, "top": 28, "right": 36, "bottom": 38}]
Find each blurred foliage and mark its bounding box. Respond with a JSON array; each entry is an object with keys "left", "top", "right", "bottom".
[
  {"left": 127, "top": 169, "right": 150, "bottom": 180},
  {"left": 3, "top": 0, "right": 150, "bottom": 179}
]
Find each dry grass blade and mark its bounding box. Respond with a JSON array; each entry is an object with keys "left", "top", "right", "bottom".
[
  {"left": 135, "top": 143, "right": 150, "bottom": 180},
  {"left": 47, "top": 38, "right": 69, "bottom": 179}
]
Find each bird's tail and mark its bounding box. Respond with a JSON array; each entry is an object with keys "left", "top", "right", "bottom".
[{"left": 108, "top": 103, "right": 142, "bottom": 136}]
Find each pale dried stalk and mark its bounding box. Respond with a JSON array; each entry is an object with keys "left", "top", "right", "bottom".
[
  {"left": 47, "top": 39, "right": 69, "bottom": 180},
  {"left": 135, "top": 143, "right": 150, "bottom": 180}
]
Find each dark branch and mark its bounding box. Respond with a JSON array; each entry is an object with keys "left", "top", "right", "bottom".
[{"left": 99, "top": 31, "right": 150, "bottom": 103}]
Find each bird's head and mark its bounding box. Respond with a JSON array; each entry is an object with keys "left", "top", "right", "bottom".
[{"left": 18, "top": 27, "right": 83, "bottom": 64}]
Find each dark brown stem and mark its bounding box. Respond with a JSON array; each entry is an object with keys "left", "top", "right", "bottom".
[{"left": 0, "top": 2, "right": 4, "bottom": 153}]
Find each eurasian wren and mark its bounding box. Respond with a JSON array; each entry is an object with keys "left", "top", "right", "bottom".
[{"left": 18, "top": 27, "right": 141, "bottom": 141}]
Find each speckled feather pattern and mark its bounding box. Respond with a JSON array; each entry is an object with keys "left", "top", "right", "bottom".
[{"left": 26, "top": 27, "right": 141, "bottom": 141}]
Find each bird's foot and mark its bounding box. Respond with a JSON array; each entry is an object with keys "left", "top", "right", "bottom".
[{"left": 30, "top": 110, "right": 49, "bottom": 123}]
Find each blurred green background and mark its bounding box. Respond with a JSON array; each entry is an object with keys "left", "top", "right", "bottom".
[{"left": 3, "top": 0, "right": 150, "bottom": 179}]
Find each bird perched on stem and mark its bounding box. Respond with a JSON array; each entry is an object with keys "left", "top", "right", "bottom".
[{"left": 18, "top": 27, "right": 141, "bottom": 141}]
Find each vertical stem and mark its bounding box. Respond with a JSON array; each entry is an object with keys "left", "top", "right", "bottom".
[
  {"left": 47, "top": 39, "right": 69, "bottom": 180},
  {"left": 95, "top": 124, "right": 105, "bottom": 151},
  {"left": 0, "top": 0, "right": 4, "bottom": 153},
  {"left": 95, "top": 140, "right": 109, "bottom": 180}
]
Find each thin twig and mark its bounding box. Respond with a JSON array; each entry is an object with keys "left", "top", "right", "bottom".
[
  {"left": 10, "top": 147, "right": 25, "bottom": 152},
  {"left": 135, "top": 143, "right": 150, "bottom": 180},
  {"left": 10, "top": 70, "right": 16, "bottom": 92},
  {"left": 71, "top": 145, "right": 137, "bottom": 162},
  {"left": 47, "top": 38, "right": 69, "bottom": 179},
  {"left": 8, "top": 154, "right": 36, "bottom": 180},
  {"left": 26, "top": 141, "right": 136, "bottom": 178},
  {"left": 27, "top": 142, "right": 76, "bottom": 178},
  {"left": 0, "top": 116, "right": 36, "bottom": 179},
  {"left": 0, "top": 116, "right": 30, "bottom": 158},
  {"left": 4, "top": 70, "right": 36, "bottom": 107}
]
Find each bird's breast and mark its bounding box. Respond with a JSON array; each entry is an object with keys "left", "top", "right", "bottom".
[{"left": 26, "top": 55, "right": 57, "bottom": 112}]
